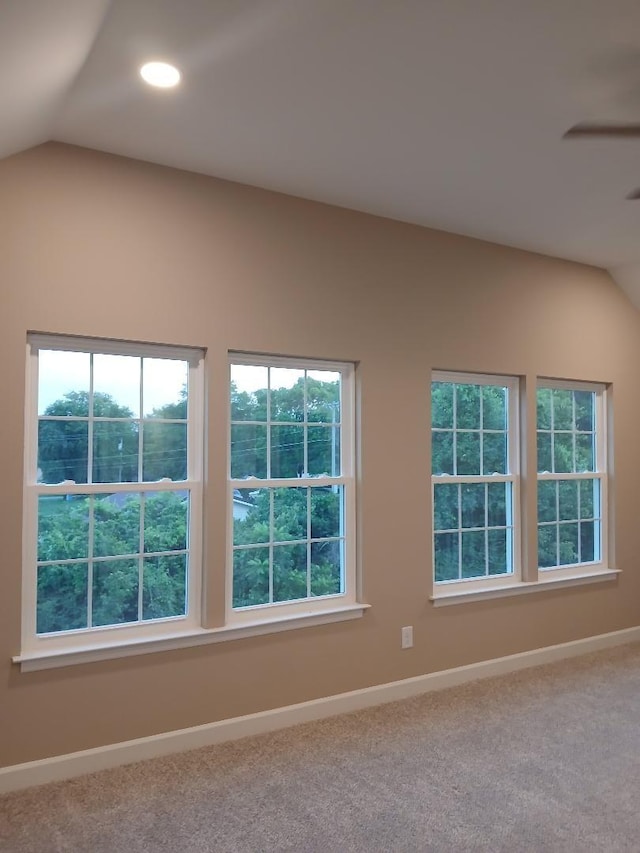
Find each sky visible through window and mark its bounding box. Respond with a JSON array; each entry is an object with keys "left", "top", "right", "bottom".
[
  {"left": 39, "top": 355, "right": 311, "bottom": 415},
  {"left": 231, "top": 364, "right": 334, "bottom": 394},
  {"left": 38, "top": 350, "right": 188, "bottom": 416}
]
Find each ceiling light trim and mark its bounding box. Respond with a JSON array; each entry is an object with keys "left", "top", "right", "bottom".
[{"left": 139, "top": 61, "right": 181, "bottom": 89}]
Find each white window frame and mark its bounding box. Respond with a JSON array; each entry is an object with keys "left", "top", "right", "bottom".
[
  {"left": 536, "top": 378, "right": 608, "bottom": 579},
  {"left": 227, "top": 352, "right": 357, "bottom": 625},
  {"left": 21, "top": 334, "right": 205, "bottom": 658},
  {"left": 431, "top": 371, "right": 521, "bottom": 594}
]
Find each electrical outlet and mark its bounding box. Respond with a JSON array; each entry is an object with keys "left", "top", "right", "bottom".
[{"left": 401, "top": 625, "right": 413, "bottom": 649}]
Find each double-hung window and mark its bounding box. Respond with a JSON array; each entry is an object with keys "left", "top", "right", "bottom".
[
  {"left": 23, "top": 334, "right": 204, "bottom": 655},
  {"left": 431, "top": 372, "right": 519, "bottom": 588},
  {"left": 431, "top": 371, "right": 611, "bottom": 600},
  {"left": 536, "top": 381, "right": 607, "bottom": 571},
  {"left": 228, "top": 354, "right": 355, "bottom": 619}
]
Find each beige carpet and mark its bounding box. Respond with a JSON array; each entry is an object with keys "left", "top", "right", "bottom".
[{"left": 2, "top": 643, "right": 640, "bottom": 852}]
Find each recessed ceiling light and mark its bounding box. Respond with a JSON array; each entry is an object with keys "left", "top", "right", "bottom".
[{"left": 140, "top": 61, "right": 181, "bottom": 89}]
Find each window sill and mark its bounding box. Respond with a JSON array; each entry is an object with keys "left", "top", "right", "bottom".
[
  {"left": 13, "top": 603, "right": 370, "bottom": 672},
  {"left": 430, "top": 568, "right": 620, "bottom": 607}
]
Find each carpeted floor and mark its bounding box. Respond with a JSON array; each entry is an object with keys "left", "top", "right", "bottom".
[{"left": 2, "top": 643, "right": 640, "bottom": 852}]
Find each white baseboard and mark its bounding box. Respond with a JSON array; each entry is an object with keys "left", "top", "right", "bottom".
[{"left": 2, "top": 625, "right": 639, "bottom": 795}]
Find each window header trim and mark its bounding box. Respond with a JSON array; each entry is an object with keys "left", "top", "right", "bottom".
[{"left": 29, "top": 333, "right": 203, "bottom": 364}]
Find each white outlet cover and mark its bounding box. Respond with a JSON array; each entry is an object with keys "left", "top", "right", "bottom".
[{"left": 401, "top": 626, "right": 413, "bottom": 649}]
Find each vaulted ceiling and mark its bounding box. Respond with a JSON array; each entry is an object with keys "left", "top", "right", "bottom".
[{"left": 3, "top": 1, "right": 640, "bottom": 302}]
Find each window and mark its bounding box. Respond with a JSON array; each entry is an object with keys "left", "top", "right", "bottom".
[
  {"left": 18, "top": 339, "right": 365, "bottom": 670},
  {"left": 537, "top": 381, "right": 606, "bottom": 570},
  {"left": 22, "top": 335, "right": 204, "bottom": 654},
  {"left": 229, "top": 354, "right": 355, "bottom": 618},
  {"left": 431, "top": 371, "right": 613, "bottom": 603},
  {"left": 431, "top": 373, "right": 519, "bottom": 587}
]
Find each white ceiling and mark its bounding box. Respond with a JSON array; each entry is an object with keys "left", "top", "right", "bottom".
[{"left": 3, "top": 1, "right": 640, "bottom": 298}]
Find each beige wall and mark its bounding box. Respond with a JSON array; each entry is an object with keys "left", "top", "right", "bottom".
[{"left": 1, "top": 142, "right": 639, "bottom": 769}]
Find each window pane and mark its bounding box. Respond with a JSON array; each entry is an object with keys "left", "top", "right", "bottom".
[
  {"left": 482, "top": 386, "right": 506, "bottom": 431},
  {"left": 143, "top": 422, "right": 187, "bottom": 481},
  {"left": 271, "top": 425, "right": 304, "bottom": 478},
  {"left": 311, "top": 540, "right": 342, "bottom": 596},
  {"left": 576, "top": 433, "right": 594, "bottom": 472},
  {"left": 38, "top": 419, "right": 89, "bottom": 484},
  {"left": 93, "top": 421, "right": 139, "bottom": 483},
  {"left": 431, "top": 382, "right": 453, "bottom": 429},
  {"left": 456, "top": 431, "right": 480, "bottom": 475},
  {"left": 558, "top": 522, "right": 580, "bottom": 565},
  {"left": 537, "top": 480, "right": 557, "bottom": 523},
  {"left": 456, "top": 385, "right": 480, "bottom": 429},
  {"left": 143, "top": 554, "right": 187, "bottom": 620},
  {"left": 233, "top": 547, "right": 269, "bottom": 607},
  {"left": 580, "top": 521, "right": 596, "bottom": 563},
  {"left": 537, "top": 431, "right": 552, "bottom": 473},
  {"left": 537, "top": 383, "right": 603, "bottom": 570},
  {"left": 270, "top": 368, "right": 305, "bottom": 422},
  {"left": 434, "top": 532, "right": 459, "bottom": 582},
  {"left": 311, "top": 487, "right": 341, "bottom": 539},
  {"left": 273, "top": 543, "right": 307, "bottom": 602},
  {"left": 434, "top": 484, "right": 458, "bottom": 531},
  {"left": 143, "top": 492, "right": 188, "bottom": 553},
  {"left": 92, "top": 558, "right": 139, "bottom": 626},
  {"left": 536, "top": 388, "right": 551, "bottom": 430},
  {"left": 552, "top": 389, "right": 573, "bottom": 430},
  {"left": 461, "top": 530, "right": 486, "bottom": 578},
  {"left": 273, "top": 487, "right": 307, "bottom": 541},
  {"left": 488, "top": 528, "right": 508, "bottom": 575},
  {"left": 231, "top": 424, "right": 267, "bottom": 479},
  {"left": 233, "top": 489, "right": 269, "bottom": 546},
  {"left": 93, "top": 354, "right": 140, "bottom": 418},
  {"left": 482, "top": 432, "right": 506, "bottom": 474},
  {"left": 38, "top": 350, "right": 90, "bottom": 416},
  {"left": 461, "top": 483, "right": 484, "bottom": 529},
  {"left": 574, "top": 391, "right": 594, "bottom": 432},
  {"left": 38, "top": 496, "right": 89, "bottom": 562},
  {"left": 228, "top": 357, "right": 350, "bottom": 611},
  {"left": 558, "top": 481, "right": 578, "bottom": 521},
  {"left": 37, "top": 562, "right": 88, "bottom": 634},
  {"left": 553, "top": 433, "right": 573, "bottom": 474},
  {"left": 432, "top": 431, "right": 453, "bottom": 475},
  {"left": 579, "top": 479, "right": 596, "bottom": 519},
  {"left": 230, "top": 365, "right": 268, "bottom": 422},
  {"left": 93, "top": 493, "right": 140, "bottom": 557},
  {"left": 32, "top": 339, "right": 201, "bottom": 644},
  {"left": 538, "top": 525, "right": 557, "bottom": 568},
  {"left": 487, "top": 482, "right": 508, "bottom": 528},
  {"left": 142, "top": 358, "right": 188, "bottom": 418},
  {"left": 308, "top": 426, "right": 339, "bottom": 476},
  {"left": 307, "top": 371, "right": 340, "bottom": 423}
]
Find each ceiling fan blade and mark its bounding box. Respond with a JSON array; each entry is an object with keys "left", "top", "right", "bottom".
[
  {"left": 626, "top": 188, "right": 640, "bottom": 200},
  {"left": 564, "top": 123, "right": 640, "bottom": 138}
]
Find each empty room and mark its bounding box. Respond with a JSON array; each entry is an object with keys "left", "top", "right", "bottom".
[{"left": 2, "top": 2, "right": 640, "bottom": 851}]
